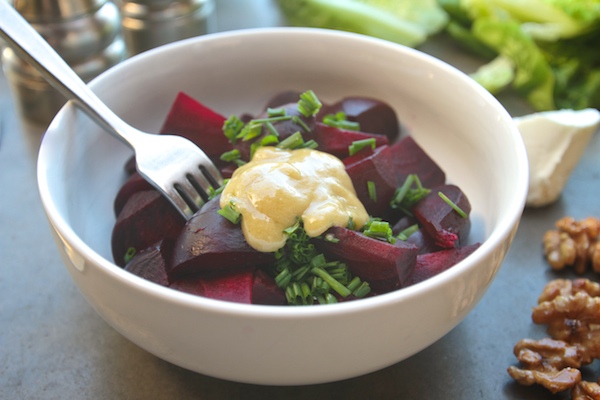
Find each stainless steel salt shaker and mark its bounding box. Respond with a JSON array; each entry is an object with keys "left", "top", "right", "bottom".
[
  {"left": 117, "top": 0, "right": 215, "bottom": 56},
  {"left": 1, "top": 0, "right": 126, "bottom": 125}
]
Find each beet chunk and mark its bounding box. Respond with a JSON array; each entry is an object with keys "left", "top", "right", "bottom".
[
  {"left": 310, "top": 122, "right": 389, "bottom": 159},
  {"left": 159, "top": 92, "right": 232, "bottom": 163},
  {"left": 319, "top": 96, "right": 399, "bottom": 140},
  {"left": 170, "top": 269, "right": 255, "bottom": 303},
  {"left": 413, "top": 184, "right": 472, "bottom": 249},
  {"left": 124, "top": 241, "right": 170, "bottom": 286},
  {"left": 114, "top": 172, "right": 153, "bottom": 217},
  {"left": 169, "top": 268, "right": 286, "bottom": 305},
  {"left": 317, "top": 227, "right": 417, "bottom": 293},
  {"left": 405, "top": 243, "right": 481, "bottom": 287},
  {"left": 251, "top": 269, "right": 286, "bottom": 305},
  {"left": 169, "top": 196, "right": 274, "bottom": 278},
  {"left": 389, "top": 136, "right": 446, "bottom": 188},
  {"left": 112, "top": 190, "right": 184, "bottom": 267},
  {"left": 343, "top": 145, "right": 397, "bottom": 217}
]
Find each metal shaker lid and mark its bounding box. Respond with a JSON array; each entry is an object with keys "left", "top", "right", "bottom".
[{"left": 12, "top": 0, "right": 107, "bottom": 22}]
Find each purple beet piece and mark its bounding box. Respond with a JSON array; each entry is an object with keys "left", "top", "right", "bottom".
[
  {"left": 317, "top": 227, "right": 417, "bottom": 293},
  {"left": 112, "top": 190, "right": 185, "bottom": 267},
  {"left": 169, "top": 196, "right": 274, "bottom": 278},
  {"left": 310, "top": 122, "right": 389, "bottom": 159},
  {"left": 263, "top": 90, "right": 303, "bottom": 109},
  {"left": 159, "top": 92, "right": 232, "bottom": 163},
  {"left": 389, "top": 136, "right": 446, "bottom": 188},
  {"left": 114, "top": 172, "right": 153, "bottom": 217},
  {"left": 124, "top": 241, "right": 170, "bottom": 286},
  {"left": 412, "top": 184, "right": 472, "bottom": 249},
  {"left": 343, "top": 145, "right": 397, "bottom": 217},
  {"left": 405, "top": 243, "right": 481, "bottom": 287},
  {"left": 169, "top": 268, "right": 285, "bottom": 305},
  {"left": 318, "top": 96, "right": 399, "bottom": 140},
  {"left": 170, "top": 268, "right": 255, "bottom": 304},
  {"left": 251, "top": 269, "right": 286, "bottom": 305}
]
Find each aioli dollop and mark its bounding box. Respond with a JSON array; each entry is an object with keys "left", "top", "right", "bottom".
[{"left": 220, "top": 147, "right": 369, "bottom": 252}]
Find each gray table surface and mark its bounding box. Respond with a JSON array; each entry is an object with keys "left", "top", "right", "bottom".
[{"left": 2, "top": 1, "right": 599, "bottom": 399}]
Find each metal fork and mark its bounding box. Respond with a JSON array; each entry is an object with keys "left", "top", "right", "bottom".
[{"left": 0, "top": 2, "right": 223, "bottom": 220}]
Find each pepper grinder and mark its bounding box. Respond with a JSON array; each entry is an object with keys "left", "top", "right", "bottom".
[
  {"left": 1, "top": 0, "right": 126, "bottom": 125},
  {"left": 117, "top": 0, "right": 215, "bottom": 56}
]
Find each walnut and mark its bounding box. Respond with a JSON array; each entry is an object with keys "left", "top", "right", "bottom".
[
  {"left": 507, "top": 338, "right": 582, "bottom": 393},
  {"left": 533, "top": 283, "right": 600, "bottom": 364},
  {"left": 543, "top": 217, "right": 600, "bottom": 274},
  {"left": 572, "top": 379, "right": 600, "bottom": 400}
]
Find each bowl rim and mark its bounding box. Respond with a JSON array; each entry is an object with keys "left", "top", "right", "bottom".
[{"left": 37, "top": 26, "right": 529, "bottom": 318}]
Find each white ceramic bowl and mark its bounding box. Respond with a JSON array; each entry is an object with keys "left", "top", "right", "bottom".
[{"left": 37, "top": 28, "right": 528, "bottom": 385}]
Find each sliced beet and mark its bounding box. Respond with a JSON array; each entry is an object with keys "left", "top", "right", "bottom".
[
  {"left": 310, "top": 122, "right": 389, "bottom": 159},
  {"left": 114, "top": 172, "right": 153, "bottom": 217},
  {"left": 159, "top": 92, "right": 232, "bottom": 163},
  {"left": 251, "top": 269, "right": 286, "bottom": 305},
  {"left": 169, "top": 196, "right": 274, "bottom": 278},
  {"left": 317, "top": 227, "right": 417, "bottom": 293},
  {"left": 389, "top": 136, "right": 446, "bottom": 188},
  {"left": 169, "top": 268, "right": 285, "bottom": 305},
  {"left": 263, "top": 90, "right": 303, "bottom": 109},
  {"left": 124, "top": 241, "right": 170, "bottom": 286},
  {"left": 343, "top": 145, "right": 397, "bottom": 217},
  {"left": 170, "top": 268, "right": 255, "bottom": 304},
  {"left": 319, "top": 96, "right": 399, "bottom": 140},
  {"left": 112, "top": 190, "right": 184, "bottom": 267},
  {"left": 405, "top": 243, "right": 481, "bottom": 287},
  {"left": 412, "top": 184, "right": 472, "bottom": 249}
]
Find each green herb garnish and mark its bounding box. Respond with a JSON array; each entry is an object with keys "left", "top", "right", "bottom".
[
  {"left": 297, "top": 90, "right": 322, "bottom": 117},
  {"left": 323, "top": 111, "right": 360, "bottom": 131},
  {"left": 362, "top": 218, "right": 396, "bottom": 244},
  {"left": 222, "top": 115, "right": 245, "bottom": 144},
  {"left": 348, "top": 138, "right": 376, "bottom": 156},
  {"left": 438, "top": 191, "right": 468, "bottom": 218},
  {"left": 367, "top": 180, "right": 377, "bottom": 202},
  {"left": 218, "top": 202, "right": 241, "bottom": 224},
  {"left": 397, "top": 224, "right": 419, "bottom": 241},
  {"left": 124, "top": 247, "right": 136, "bottom": 264},
  {"left": 270, "top": 221, "right": 371, "bottom": 305},
  {"left": 390, "top": 174, "right": 431, "bottom": 213}
]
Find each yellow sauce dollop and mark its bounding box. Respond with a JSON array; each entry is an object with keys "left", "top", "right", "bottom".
[{"left": 220, "top": 147, "right": 369, "bottom": 252}]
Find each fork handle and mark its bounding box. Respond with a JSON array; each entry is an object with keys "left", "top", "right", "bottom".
[{"left": 0, "top": 2, "right": 142, "bottom": 147}]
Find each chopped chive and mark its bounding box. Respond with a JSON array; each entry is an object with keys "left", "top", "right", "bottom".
[
  {"left": 367, "top": 180, "right": 377, "bottom": 202},
  {"left": 390, "top": 174, "right": 431, "bottom": 210},
  {"left": 217, "top": 203, "right": 241, "bottom": 224},
  {"left": 277, "top": 131, "right": 305, "bottom": 149},
  {"left": 297, "top": 90, "right": 322, "bottom": 117},
  {"left": 347, "top": 216, "right": 356, "bottom": 230},
  {"left": 397, "top": 224, "right": 419, "bottom": 241},
  {"left": 438, "top": 191, "right": 468, "bottom": 218},
  {"left": 323, "top": 112, "right": 360, "bottom": 131},
  {"left": 267, "top": 107, "right": 287, "bottom": 117},
  {"left": 238, "top": 121, "right": 263, "bottom": 141},
  {"left": 300, "top": 139, "right": 318, "bottom": 149},
  {"left": 362, "top": 220, "right": 396, "bottom": 244},
  {"left": 348, "top": 138, "right": 376, "bottom": 156},
  {"left": 292, "top": 115, "right": 310, "bottom": 132},
  {"left": 260, "top": 134, "right": 279, "bottom": 146},
  {"left": 219, "top": 148, "right": 241, "bottom": 162},
  {"left": 352, "top": 281, "right": 372, "bottom": 298},
  {"left": 222, "top": 115, "right": 244, "bottom": 144},
  {"left": 252, "top": 115, "right": 292, "bottom": 124},
  {"left": 208, "top": 178, "right": 230, "bottom": 199},
  {"left": 311, "top": 267, "right": 351, "bottom": 297},
  {"left": 264, "top": 121, "right": 280, "bottom": 137},
  {"left": 124, "top": 247, "right": 136, "bottom": 264}
]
